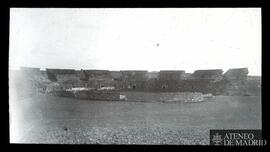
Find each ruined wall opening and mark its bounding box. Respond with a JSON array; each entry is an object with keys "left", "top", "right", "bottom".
[
  {"left": 162, "top": 85, "right": 167, "bottom": 89},
  {"left": 47, "top": 72, "right": 57, "bottom": 82}
]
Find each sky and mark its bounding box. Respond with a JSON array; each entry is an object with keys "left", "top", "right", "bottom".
[{"left": 9, "top": 8, "right": 261, "bottom": 75}]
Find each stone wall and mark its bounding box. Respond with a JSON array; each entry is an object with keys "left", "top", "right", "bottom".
[
  {"left": 223, "top": 68, "right": 248, "bottom": 80},
  {"left": 46, "top": 69, "right": 76, "bottom": 75},
  {"left": 193, "top": 69, "right": 223, "bottom": 81},
  {"left": 246, "top": 76, "right": 261, "bottom": 96},
  {"left": 158, "top": 70, "right": 185, "bottom": 81},
  {"left": 221, "top": 68, "right": 249, "bottom": 95},
  {"left": 11, "top": 67, "right": 260, "bottom": 97},
  {"left": 56, "top": 74, "right": 80, "bottom": 83},
  {"left": 119, "top": 70, "right": 148, "bottom": 90}
]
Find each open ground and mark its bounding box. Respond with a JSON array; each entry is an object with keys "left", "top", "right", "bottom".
[{"left": 10, "top": 94, "right": 261, "bottom": 144}]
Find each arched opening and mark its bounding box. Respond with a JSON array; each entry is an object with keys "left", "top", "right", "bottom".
[{"left": 132, "top": 85, "right": 136, "bottom": 89}]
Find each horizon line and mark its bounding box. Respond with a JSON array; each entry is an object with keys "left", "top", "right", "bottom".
[{"left": 8, "top": 66, "right": 262, "bottom": 76}]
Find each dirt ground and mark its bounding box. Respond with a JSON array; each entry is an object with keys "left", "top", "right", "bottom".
[{"left": 9, "top": 94, "right": 261, "bottom": 144}]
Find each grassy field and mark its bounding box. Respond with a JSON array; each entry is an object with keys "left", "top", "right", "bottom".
[{"left": 9, "top": 94, "right": 261, "bottom": 144}]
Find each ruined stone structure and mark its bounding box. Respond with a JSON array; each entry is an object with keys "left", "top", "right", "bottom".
[
  {"left": 180, "top": 69, "right": 223, "bottom": 94},
  {"left": 10, "top": 67, "right": 261, "bottom": 100},
  {"left": 221, "top": 68, "right": 249, "bottom": 95},
  {"left": 46, "top": 68, "right": 83, "bottom": 90},
  {"left": 158, "top": 70, "right": 185, "bottom": 81},
  {"left": 80, "top": 70, "right": 114, "bottom": 89},
  {"left": 156, "top": 70, "right": 184, "bottom": 92},
  {"left": 193, "top": 69, "right": 223, "bottom": 81},
  {"left": 246, "top": 76, "right": 261, "bottom": 96},
  {"left": 119, "top": 70, "right": 148, "bottom": 91}
]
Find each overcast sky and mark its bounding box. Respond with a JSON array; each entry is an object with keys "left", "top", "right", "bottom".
[{"left": 9, "top": 8, "right": 261, "bottom": 75}]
